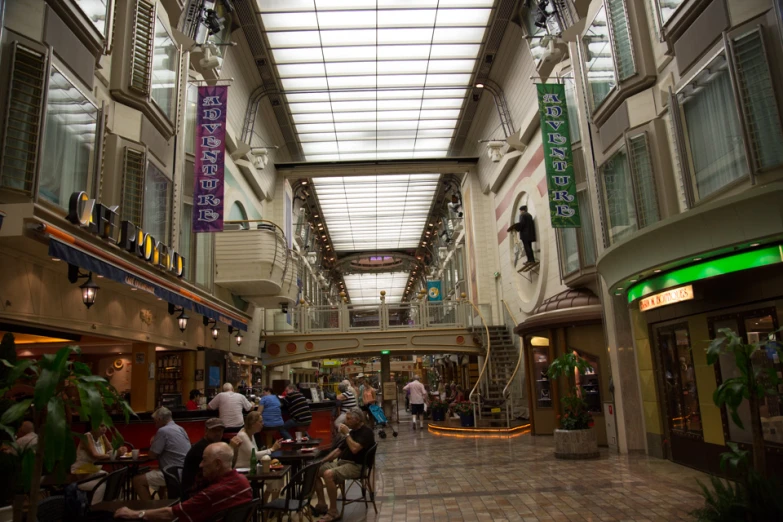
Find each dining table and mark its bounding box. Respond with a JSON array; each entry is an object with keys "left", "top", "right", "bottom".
[
  {"left": 40, "top": 471, "right": 106, "bottom": 490},
  {"left": 89, "top": 499, "right": 177, "bottom": 521},
  {"left": 238, "top": 465, "right": 291, "bottom": 501},
  {"left": 101, "top": 454, "right": 154, "bottom": 499},
  {"left": 271, "top": 447, "right": 325, "bottom": 477},
  {"left": 279, "top": 438, "right": 323, "bottom": 448}
]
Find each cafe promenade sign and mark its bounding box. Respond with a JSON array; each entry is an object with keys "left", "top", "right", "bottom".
[
  {"left": 537, "top": 83, "right": 580, "bottom": 228},
  {"left": 66, "top": 191, "right": 185, "bottom": 277}
]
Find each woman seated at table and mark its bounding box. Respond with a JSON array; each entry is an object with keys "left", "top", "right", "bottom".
[
  {"left": 71, "top": 423, "right": 126, "bottom": 504},
  {"left": 230, "top": 411, "right": 281, "bottom": 501}
]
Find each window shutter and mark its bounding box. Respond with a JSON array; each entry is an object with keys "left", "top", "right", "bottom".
[
  {"left": 606, "top": 0, "right": 636, "bottom": 81},
  {"left": 0, "top": 44, "right": 47, "bottom": 195},
  {"left": 628, "top": 134, "right": 660, "bottom": 228},
  {"left": 668, "top": 88, "right": 695, "bottom": 208},
  {"left": 122, "top": 147, "right": 145, "bottom": 226},
  {"left": 730, "top": 29, "right": 783, "bottom": 171},
  {"left": 129, "top": 0, "right": 155, "bottom": 96}
]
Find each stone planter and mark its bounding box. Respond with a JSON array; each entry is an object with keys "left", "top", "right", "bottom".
[{"left": 554, "top": 428, "right": 599, "bottom": 459}]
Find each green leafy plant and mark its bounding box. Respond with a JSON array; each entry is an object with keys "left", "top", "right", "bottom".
[
  {"left": 547, "top": 351, "right": 593, "bottom": 431},
  {"left": 0, "top": 343, "right": 134, "bottom": 521},
  {"left": 706, "top": 328, "right": 782, "bottom": 476},
  {"left": 453, "top": 401, "right": 474, "bottom": 416},
  {"left": 429, "top": 398, "right": 449, "bottom": 412},
  {"left": 691, "top": 475, "right": 747, "bottom": 522}
]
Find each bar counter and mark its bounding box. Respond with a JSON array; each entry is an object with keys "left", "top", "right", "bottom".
[{"left": 102, "top": 400, "right": 337, "bottom": 449}]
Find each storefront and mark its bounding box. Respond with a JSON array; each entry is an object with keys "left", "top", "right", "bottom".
[
  {"left": 0, "top": 195, "right": 254, "bottom": 414},
  {"left": 626, "top": 249, "right": 783, "bottom": 476},
  {"left": 515, "top": 289, "right": 612, "bottom": 446}
]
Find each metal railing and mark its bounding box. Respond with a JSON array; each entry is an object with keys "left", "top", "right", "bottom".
[
  {"left": 264, "top": 300, "right": 478, "bottom": 335},
  {"left": 223, "top": 219, "right": 292, "bottom": 283},
  {"left": 466, "top": 301, "right": 491, "bottom": 421},
  {"left": 501, "top": 300, "right": 525, "bottom": 427}
]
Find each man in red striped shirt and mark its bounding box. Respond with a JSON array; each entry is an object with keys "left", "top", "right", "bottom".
[{"left": 114, "top": 442, "right": 251, "bottom": 521}]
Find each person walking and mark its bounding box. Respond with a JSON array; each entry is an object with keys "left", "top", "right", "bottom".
[
  {"left": 403, "top": 375, "right": 428, "bottom": 430},
  {"left": 208, "top": 383, "right": 256, "bottom": 433}
]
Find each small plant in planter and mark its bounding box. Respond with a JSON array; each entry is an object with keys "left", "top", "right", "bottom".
[
  {"left": 547, "top": 351, "right": 599, "bottom": 459},
  {"left": 429, "top": 398, "right": 449, "bottom": 422},
  {"left": 453, "top": 401, "right": 474, "bottom": 427}
]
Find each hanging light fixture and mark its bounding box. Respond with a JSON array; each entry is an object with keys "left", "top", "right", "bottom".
[
  {"left": 68, "top": 264, "right": 99, "bottom": 309},
  {"left": 235, "top": 330, "right": 243, "bottom": 346},
  {"left": 80, "top": 274, "right": 99, "bottom": 309},
  {"left": 211, "top": 323, "right": 220, "bottom": 340},
  {"left": 168, "top": 304, "right": 189, "bottom": 333}
]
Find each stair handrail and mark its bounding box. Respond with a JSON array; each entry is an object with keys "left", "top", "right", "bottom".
[
  {"left": 466, "top": 299, "right": 491, "bottom": 420},
  {"left": 501, "top": 300, "right": 523, "bottom": 427}
]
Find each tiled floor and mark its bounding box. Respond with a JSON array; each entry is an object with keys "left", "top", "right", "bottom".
[{"left": 338, "top": 415, "right": 708, "bottom": 522}]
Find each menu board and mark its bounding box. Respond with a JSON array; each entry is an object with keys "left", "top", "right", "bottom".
[{"left": 382, "top": 382, "right": 397, "bottom": 401}]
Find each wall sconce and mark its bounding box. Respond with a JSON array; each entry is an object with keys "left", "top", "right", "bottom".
[
  {"left": 68, "top": 264, "right": 99, "bottom": 309},
  {"left": 485, "top": 141, "right": 506, "bottom": 162},
  {"left": 168, "top": 303, "right": 189, "bottom": 333},
  {"left": 204, "top": 316, "right": 219, "bottom": 339},
  {"left": 235, "top": 330, "right": 243, "bottom": 346}
]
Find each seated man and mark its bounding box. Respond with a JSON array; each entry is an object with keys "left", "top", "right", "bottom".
[
  {"left": 133, "top": 407, "right": 191, "bottom": 501},
  {"left": 282, "top": 384, "right": 312, "bottom": 438},
  {"left": 313, "top": 408, "right": 375, "bottom": 522},
  {"left": 180, "top": 418, "right": 225, "bottom": 500},
  {"left": 115, "top": 442, "right": 252, "bottom": 521}
]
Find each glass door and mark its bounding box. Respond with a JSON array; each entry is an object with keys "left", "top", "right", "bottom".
[{"left": 657, "top": 325, "right": 703, "bottom": 438}]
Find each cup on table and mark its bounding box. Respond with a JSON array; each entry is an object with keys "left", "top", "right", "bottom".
[
  {"left": 131, "top": 449, "right": 140, "bottom": 460},
  {"left": 295, "top": 432, "right": 303, "bottom": 442},
  {"left": 261, "top": 455, "right": 271, "bottom": 473},
  {"left": 110, "top": 450, "right": 118, "bottom": 460}
]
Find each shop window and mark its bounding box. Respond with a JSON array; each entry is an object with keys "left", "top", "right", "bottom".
[
  {"left": 531, "top": 342, "right": 553, "bottom": 409},
  {"left": 129, "top": 0, "right": 155, "bottom": 96},
  {"left": 560, "top": 227, "right": 580, "bottom": 275},
  {"left": 574, "top": 350, "right": 601, "bottom": 413},
  {"left": 607, "top": 0, "right": 635, "bottom": 81},
  {"left": 74, "top": 0, "right": 111, "bottom": 36},
  {"left": 557, "top": 188, "right": 596, "bottom": 278},
  {"left": 709, "top": 309, "right": 782, "bottom": 446},
  {"left": 0, "top": 45, "right": 47, "bottom": 195},
  {"left": 144, "top": 161, "right": 172, "bottom": 244},
  {"left": 654, "top": 0, "right": 685, "bottom": 27},
  {"left": 39, "top": 68, "right": 98, "bottom": 208},
  {"left": 151, "top": 14, "right": 178, "bottom": 122},
  {"left": 658, "top": 325, "right": 702, "bottom": 436},
  {"left": 600, "top": 134, "right": 659, "bottom": 245},
  {"left": 228, "top": 201, "right": 249, "bottom": 229},
  {"left": 121, "top": 148, "right": 145, "bottom": 226},
  {"left": 673, "top": 30, "right": 783, "bottom": 202},
  {"left": 563, "top": 77, "right": 581, "bottom": 143},
  {"left": 578, "top": 190, "right": 596, "bottom": 265}
]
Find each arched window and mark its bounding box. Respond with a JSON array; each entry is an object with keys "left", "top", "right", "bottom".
[{"left": 228, "top": 201, "right": 249, "bottom": 229}]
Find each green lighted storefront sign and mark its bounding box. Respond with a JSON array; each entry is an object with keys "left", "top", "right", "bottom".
[
  {"left": 537, "top": 83, "right": 580, "bottom": 228},
  {"left": 627, "top": 245, "right": 783, "bottom": 304}
]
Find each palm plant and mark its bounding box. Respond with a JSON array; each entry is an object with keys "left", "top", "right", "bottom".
[{"left": 547, "top": 351, "right": 593, "bottom": 430}]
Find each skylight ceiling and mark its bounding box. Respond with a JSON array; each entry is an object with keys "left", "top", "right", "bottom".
[
  {"left": 312, "top": 173, "right": 440, "bottom": 252},
  {"left": 343, "top": 272, "right": 409, "bottom": 304},
  {"left": 257, "top": 0, "right": 496, "bottom": 161}
]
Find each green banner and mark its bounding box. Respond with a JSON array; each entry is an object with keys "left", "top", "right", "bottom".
[{"left": 537, "top": 83, "right": 581, "bottom": 228}]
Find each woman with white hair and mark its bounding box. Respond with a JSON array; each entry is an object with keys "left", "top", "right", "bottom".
[{"left": 334, "top": 381, "right": 357, "bottom": 430}]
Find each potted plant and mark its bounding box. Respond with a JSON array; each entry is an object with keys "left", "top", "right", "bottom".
[
  {"left": 547, "top": 352, "right": 599, "bottom": 459},
  {"left": 429, "top": 398, "right": 449, "bottom": 422},
  {"left": 453, "top": 401, "right": 474, "bottom": 427},
  {"left": 0, "top": 339, "right": 134, "bottom": 522}
]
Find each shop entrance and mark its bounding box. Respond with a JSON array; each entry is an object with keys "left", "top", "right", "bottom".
[{"left": 654, "top": 323, "right": 705, "bottom": 467}]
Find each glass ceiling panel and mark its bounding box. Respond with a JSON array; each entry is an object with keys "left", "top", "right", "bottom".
[
  {"left": 259, "top": 1, "right": 495, "bottom": 161},
  {"left": 343, "top": 272, "right": 410, "bottom": 304},
  {"left": 312, "top": 174, "right": 440, "bottom": 252}
]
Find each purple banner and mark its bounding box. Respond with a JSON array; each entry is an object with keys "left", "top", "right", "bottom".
[{"left": 193, "top": 85, "right": 227, "bottom": 233}]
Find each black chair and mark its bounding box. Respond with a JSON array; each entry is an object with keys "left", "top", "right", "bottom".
[
  {"left": 87, "top": 468, "right": 127, "bottom": 504},
  {"left": 263, "top": 462, "right": 321, "bottom": 522},
  {"left": 163, "top": 465, "right": 183, "bottom": 500},
  {"left": 212, "top": 498, "right": 261, "bottom": 522},
  {"left": 37, "top": 494, "right": 65, "bottom": 522},
  {"left": 337, "top": 443, "right": 378, "bottom": 517}
]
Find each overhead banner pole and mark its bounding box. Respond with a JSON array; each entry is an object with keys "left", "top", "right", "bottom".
[
  {"left": 536, "top": 83, "right": 581, "bottom": 228},
  {"left": 193, "top": 85, "right": 228, "bottom": 233}
]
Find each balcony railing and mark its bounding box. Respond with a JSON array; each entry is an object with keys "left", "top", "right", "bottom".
[{"left": 265, "top": 300, "right": 484, "bottom": 335}]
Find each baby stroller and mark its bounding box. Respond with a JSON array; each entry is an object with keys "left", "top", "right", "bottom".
[{"left": 368, "top": 404, "right": 398, "bottom": 439}]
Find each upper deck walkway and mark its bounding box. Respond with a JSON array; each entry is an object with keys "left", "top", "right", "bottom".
[{"left": 262, "top": 300, "right": 488, "bottom": 366}]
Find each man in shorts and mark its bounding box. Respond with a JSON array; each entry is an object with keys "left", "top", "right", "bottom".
[
  {"left": 133, "top": 407, "right": 191, "bottom": 500},
  {"left": 312, "top": 408, "right": 375, "bottom": 521},
  {"left": 403, "top": 375, "right": 428, "bottom": 430}
]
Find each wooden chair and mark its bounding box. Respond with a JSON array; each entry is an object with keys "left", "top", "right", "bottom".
[{"left": 337, "top": 443, "right": 378, "bottom": 518}]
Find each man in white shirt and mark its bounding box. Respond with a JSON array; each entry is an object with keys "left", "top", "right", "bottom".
[
  {"left": 403, "top": 375, "right": 428, "bottom": 430},
  {"left": 208, "top": 383, "right": 256, "bottom": 433}
]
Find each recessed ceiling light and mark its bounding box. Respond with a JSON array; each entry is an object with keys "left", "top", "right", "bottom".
[
  {"left": 750, "top": 243, "right": 760, "bottom": 247},
  {"left": 629, "top": 279, "right": 637, "bottom": 283},
  {"left": 693, "top": 257, "right": 702, "bottom": 261},
  {"left": 51, "top": 257, "right": 61, "bottom": 262},
  {"left": 654, "top": 269, "right": 661, "bottom": 273},
  {"left": 616, "top": 287, "right": 623, "bottom": 291}
]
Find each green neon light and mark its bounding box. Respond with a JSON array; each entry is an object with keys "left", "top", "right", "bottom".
[
  {"left": 627, "top": 245, "right": 783, "bottom": 304},
  {"left": 381, "top": 350, "right": 390, "bottom": 355}
]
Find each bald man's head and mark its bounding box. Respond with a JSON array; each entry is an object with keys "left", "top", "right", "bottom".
[
  {"left": 200, "top": 442, "right": 234, "bottom": 481},
  {"left": 18, "top": 421, "right": 34, "bottom": 437}
]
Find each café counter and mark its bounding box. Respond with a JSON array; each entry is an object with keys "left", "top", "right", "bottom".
[{"left": 102, "top": 401, "right": 338, "bottom": 448}]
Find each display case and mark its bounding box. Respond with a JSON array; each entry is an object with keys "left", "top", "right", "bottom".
[
  {"left": 532, "top": 347, "right": 552, "bottom": 408},
  {"left": 157, "top": 353, "right": 183, "bottom": 406},
  {"left": 576, "top": 350, "right": 601, "bottom": 413}
]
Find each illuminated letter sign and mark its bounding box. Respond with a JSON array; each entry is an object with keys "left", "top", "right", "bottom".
[
  {"left": 639, "top": 285, "right": 694, "bottom": 312},
  {"left": 537, "top": 83, "right": 581, "bottom": 228},
  {"left": 193, "top": 85, "right": 227, "bottom": 233}
]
